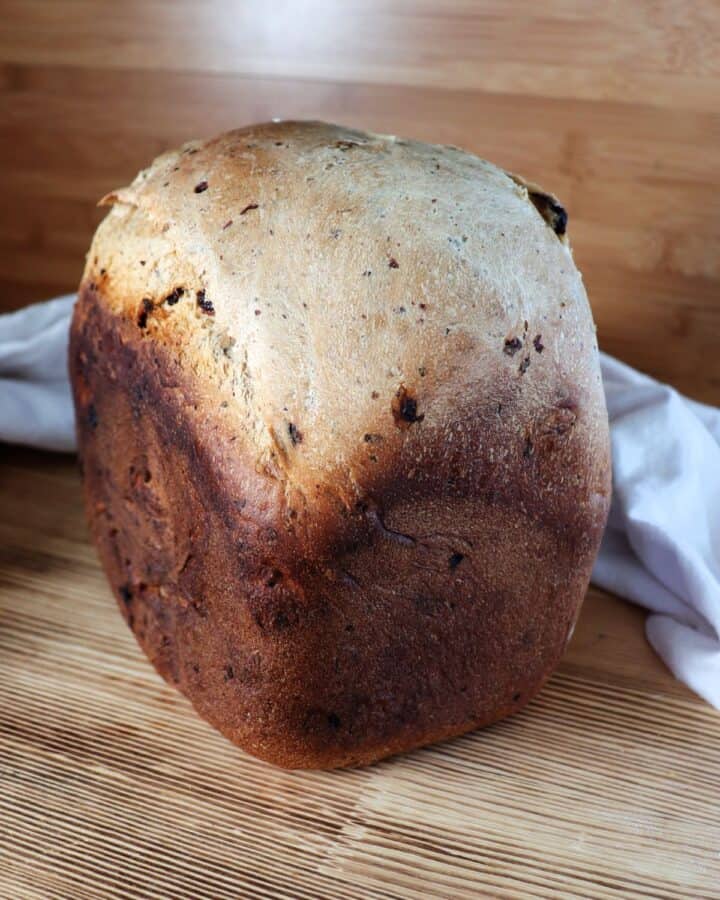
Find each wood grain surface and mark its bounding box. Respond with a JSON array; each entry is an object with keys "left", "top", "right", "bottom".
[{"left": 1, "top": 2, "right": 719, "bottom": 897}]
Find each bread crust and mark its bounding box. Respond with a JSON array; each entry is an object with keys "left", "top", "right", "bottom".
[{"left": 70, "top": 121, "right": 611, "bottom": 768}]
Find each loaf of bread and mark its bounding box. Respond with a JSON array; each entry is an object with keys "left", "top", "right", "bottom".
[{"left": 70, "top": 121, "right": 611, "bottom": 768}]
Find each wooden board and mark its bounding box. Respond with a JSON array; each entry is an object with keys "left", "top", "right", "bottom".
[{"left": 1, "top": 1, "right": 720, "bottom": 896}]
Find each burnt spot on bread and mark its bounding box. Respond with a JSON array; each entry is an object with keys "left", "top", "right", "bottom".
[
  {"left": 240, "top": 203, "right": 259, "bottom": 215},
  {"left": 507, "top": 172, "right": 568, "bottom": 239},
  {"left": 327, "top": 712, "right": 341, "bottom": 729},
  {"left": 371, "top": 390, "right": 379, "bottom": 399},
  {"left": 196, "top": 290, "right": 215, "bottom": 316},
  {"left": 87, "top": 404, "right": 99, "bottom": 430},
  {"left": 164, "top": 287, "right": 185, "bottom": 306},
  {"left": 519, "top": 356, "right": 531, "bottom": 375},
  {"left": 137, "top": 298, "right": 153, "bottom": 329},
  {"left": 504, "top": 337, "right": 522, "bottom": 356},
  {"left": 448, "top": 552, "right": 465, "bottom": 570},
  {"left": 388, "top": 257, "right": 400, "bottom": 269},
  {"left": 224, "top": 665, "right": 235, "bottom": 681},
  {"left": 222, "top": 219, "right": 233, "bottom": 230},
  {"left": 119, "top": 584, "right": 133, "bottom": 604},
  {"left": 513, "top": 692, "right": 522, "bottom": 702},
  {"left": 523, "top": 436, "right": 534, "bottom": 459},
  {"left": 533, "top": 334, "right": 544, "bottom": 353},
  {"left": 363, "top": 433, "right": 383, "bottom": 444},
  {"left": 528, "top": 191, "right": 568, "bottom": 237},
  {"left": 335, "top": 139, "right": 362, "bottom": 151},
  {"left": 392, "top": 386, "right": 424, "bottom": 429},
  {"left": 288, "top": 423, "right": 303, "bottom": 446},
  {"left": 194, "top": 180, "right": 208, "bottom": 193}
]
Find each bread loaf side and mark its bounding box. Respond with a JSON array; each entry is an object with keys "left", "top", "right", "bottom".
[{"left": 70, "top": 121, "right": 611, "bottom": 768}]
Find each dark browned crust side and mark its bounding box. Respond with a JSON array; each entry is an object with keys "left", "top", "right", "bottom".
[{"left": 70, "top": 284, "right": 610, "bottom": 769}]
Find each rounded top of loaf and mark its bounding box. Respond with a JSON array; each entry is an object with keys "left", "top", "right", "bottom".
[{"left": 83, "top": 120, "right": 607, "bottom": 519}]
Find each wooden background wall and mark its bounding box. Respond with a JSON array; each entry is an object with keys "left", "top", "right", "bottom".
[{"left": 1, "top": 0, "right": 718, "bottom": 402}]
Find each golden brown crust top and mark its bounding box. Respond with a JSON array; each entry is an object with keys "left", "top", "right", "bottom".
[{"left": 84, "top": 121, "right": 607, "bottom": 538}]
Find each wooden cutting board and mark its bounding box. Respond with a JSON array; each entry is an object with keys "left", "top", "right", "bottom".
[{"left": 1, "top": 447, "right": 718, "bottom": 898}]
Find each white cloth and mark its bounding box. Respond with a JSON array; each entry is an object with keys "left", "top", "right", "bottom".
[
  {"left": 594, "top": 355, "right": 720, "bottom": 708},
  {"left": 0, "top": 295, "right": 76, "bottom": 452},
  {"left": 1, "top": 297, "right": 719, "bottom": 707}
]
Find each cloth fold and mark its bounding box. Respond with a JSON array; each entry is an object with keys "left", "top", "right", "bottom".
[
  {"left": 1, "top": 297, "right": 718, "bottom": 707},
  {"left": 594, "top": 354, "right": 720, "bottom": 707}
]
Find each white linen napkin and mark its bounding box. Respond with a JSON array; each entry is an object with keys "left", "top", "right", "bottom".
[
  {"left": 1, "top": 297, "right": 718, "bottom": 707},
  {"left": 593, "top": 355, "right": 720, "bottom": 707},
  {"left": 0, "top": 295, "right": 76, "bottom": 452}
]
